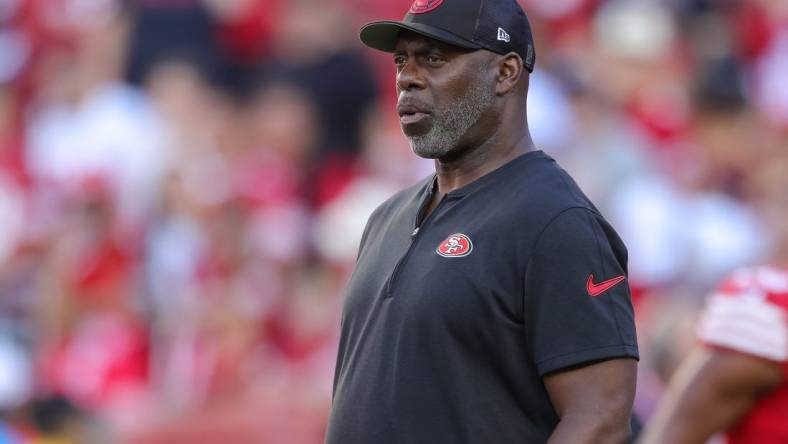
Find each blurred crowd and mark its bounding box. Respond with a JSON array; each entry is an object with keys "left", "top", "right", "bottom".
[{"left": 0, "top": 0, "right": 786, "bottom": 442}]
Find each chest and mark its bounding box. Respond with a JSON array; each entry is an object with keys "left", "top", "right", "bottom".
[{"left": 342, "top": 199, "right": 529, "bottom": 337}]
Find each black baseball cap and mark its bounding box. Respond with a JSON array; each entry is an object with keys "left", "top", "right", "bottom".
[{"left": 360, "top": 0, "right": 536, "bottom": 72}]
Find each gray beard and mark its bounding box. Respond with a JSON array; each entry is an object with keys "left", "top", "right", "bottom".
[{"left": 406, "top": 81, "right": 495, "bottom": 159}]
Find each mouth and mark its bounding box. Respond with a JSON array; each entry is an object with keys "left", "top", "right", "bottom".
[
  {"left": 397, "top": 103, "right": 432, "bottom": 129},
  {"left": 400, "top": 112, "right": 430, "bottom": 125}
]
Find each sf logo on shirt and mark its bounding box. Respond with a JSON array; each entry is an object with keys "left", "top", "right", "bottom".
[{"left": 436, "top": 233, "right": 473, "bottom": 258}]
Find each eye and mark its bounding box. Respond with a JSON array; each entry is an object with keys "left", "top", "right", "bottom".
[
  {"left": 393, "top": 55, "right": 407, "bottom": 67},
  {"left": 426, "top": 54, "right": 445, "bottom": 66}
]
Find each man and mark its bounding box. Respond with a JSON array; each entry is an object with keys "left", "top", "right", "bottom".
[
  {"left": 326, "top": 0, "right": 639, "bottom": 442},
  {"left": 639, "top": 265, "right": 788, "bottom": 444},
  {"left": 640, "top": 176, "right": 788, "bottom": 444}
]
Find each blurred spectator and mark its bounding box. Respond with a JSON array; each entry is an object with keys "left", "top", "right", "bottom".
[
  {"left": 263, "top": 0, "right": 378, "bottom": 163},
  {"left": 125, "top": 0, "right": 220, "bottom": 87},
  {"left": 0, "top": 336, "right": 31, "bottom": 410},
  {"left": 29, "top": 396, "right": 96, "bottom": 444},
  {"left": 25, "top": 7, "right": 167, "bottom": 231},
  {"left": 0, "top": 87, "right": 26, "bottom": 269}
]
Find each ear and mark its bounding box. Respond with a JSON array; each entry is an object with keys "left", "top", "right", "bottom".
[{"left": 494, "top": 53, "right": 524, "bottom": 96}]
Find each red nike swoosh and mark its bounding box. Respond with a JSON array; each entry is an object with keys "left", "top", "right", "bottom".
[{"left": 586, "top": 274, "right": 626, "bottom": 297}]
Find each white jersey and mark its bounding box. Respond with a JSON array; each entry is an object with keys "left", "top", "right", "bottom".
[
  {"left": 698, "top": 266, "right": 788, "bottom": 362},
  {"left": 697, "top": 265, "right": 788, "bottom": 444}
]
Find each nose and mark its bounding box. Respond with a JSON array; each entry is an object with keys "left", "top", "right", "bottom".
[{"left": 396, "top": 58, "right": 426, "bottom": 92}]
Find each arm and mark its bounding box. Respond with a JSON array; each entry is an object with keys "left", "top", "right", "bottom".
[
  {"left": 639, "top": 347, "right": 783, "bottom": 444},
  {"left": 545, "top": 358, "right": 637, "bottom": 444},
  {"left": 523, "top": 209, "right": 639, "bottom": 442}
]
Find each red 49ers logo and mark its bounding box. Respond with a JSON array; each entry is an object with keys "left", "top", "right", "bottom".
[
  {"left": 410, "top": 0, "right": 444, "bottom": 14},
  {"left": 436, "top": 233, "right": 473, "bottom": 258}
]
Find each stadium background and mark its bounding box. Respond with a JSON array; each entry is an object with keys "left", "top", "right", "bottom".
[{"left": 0, "top": 0, "right": 786, "bottom": 442}]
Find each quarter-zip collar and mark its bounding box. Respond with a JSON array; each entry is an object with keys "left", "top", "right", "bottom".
[{"left": 437, "top": 150, "right": 547, "bottom": 199}]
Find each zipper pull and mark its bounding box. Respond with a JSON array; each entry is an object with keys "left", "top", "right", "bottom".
[{"left": 411, "top": 227, "right": 420, "bottom": 237}]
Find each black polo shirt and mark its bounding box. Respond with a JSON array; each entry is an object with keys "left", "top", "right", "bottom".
[{"left": 326, "top": 150, "right": 639, "bottom": 444}]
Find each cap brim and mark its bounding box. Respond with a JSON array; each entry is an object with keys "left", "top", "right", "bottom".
[{"left": 360, "top": 20, "right": 482, "bottom": 53}]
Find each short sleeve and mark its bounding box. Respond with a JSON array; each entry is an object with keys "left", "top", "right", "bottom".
[
  {"left": 698, "top": 292, "right": 788, "bottom": 363},
  {"left": 523, "top": 208, "right": 639, "bottom": 376}
]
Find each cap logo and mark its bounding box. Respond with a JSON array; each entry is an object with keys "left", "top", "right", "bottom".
[
  {"left": 497, "top": 27, "right": 510, "bottom": 43},
  {"left": 436, "top": 233, "right": 473, "bottom": 258},
  {"left": 409, "top": 0, "right": 444, "bottom": 14}
]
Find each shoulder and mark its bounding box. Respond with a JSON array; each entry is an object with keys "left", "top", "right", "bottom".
[
  {"left": 718, "top": 266, "right": 788, "bottom": 309},
  {"left": 500, "top": 151, "right": 600, "bottom": 223},
  {"left": 369, "top": 175, "right": 432, "bottom": 220},
  {"left": 494, "top": 153, "right": 613, "bottom": 248},
  {"left": 354, "top": 175, "right": 432, "bottom": 257},
  {"left": 698, "top": 266, "right": 788, "bottom": 362}
]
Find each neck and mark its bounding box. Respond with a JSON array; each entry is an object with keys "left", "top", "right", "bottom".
[{"left": 433, "top": 126, "right": 534, "bottom": 194}]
